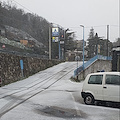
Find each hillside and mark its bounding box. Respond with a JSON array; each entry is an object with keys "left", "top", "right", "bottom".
[{"left": 0, "top": 1, "right": 49, "bottom": 54}]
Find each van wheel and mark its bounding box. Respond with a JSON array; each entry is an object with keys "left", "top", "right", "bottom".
[{"left": 84, "top": 94, "right": 94, "bottom": 105}]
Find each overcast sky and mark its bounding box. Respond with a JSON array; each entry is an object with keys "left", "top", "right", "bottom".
[{"left": 1, "top": 0, "right": 120, "bottom": 42}]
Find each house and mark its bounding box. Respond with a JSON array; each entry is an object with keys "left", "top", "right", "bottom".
[
  {"left": 20, "top": 39, "right": 28, "bottom": 45},
  {"left": 20, "top": 39, "right": 35, "bottom": 48},
  {"left": 112, "top": 46, "right": 120, "bottom": 72},
  {"left": 65, "top": 48, "right": 88, "bottom": 61},
  {"left": 76, "top": 40, "right": 86, "bottom": 51}
]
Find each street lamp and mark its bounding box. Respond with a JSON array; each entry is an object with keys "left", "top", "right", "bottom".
[{"left": 80, "top": 25, "right": 85, "bottom": 71}]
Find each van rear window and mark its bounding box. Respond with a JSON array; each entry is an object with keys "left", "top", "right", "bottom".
[
  {"left": 88, "top": 75, "right": 103, "bottom": 84},
  {"left": 105, "top": 75, "right": 120, "bottom": 85}
]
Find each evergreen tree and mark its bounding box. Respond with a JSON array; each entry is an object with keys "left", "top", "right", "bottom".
[
  {"left": 87, "top": 28, "right": 113, "bottom": 58},
  {"left": 88, "top": 27, "right": 94, "bottom": 39}
]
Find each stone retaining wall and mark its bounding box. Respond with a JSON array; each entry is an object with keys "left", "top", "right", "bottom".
[{"left": 0, "top": 53, "right": 61, "bottom": 86}]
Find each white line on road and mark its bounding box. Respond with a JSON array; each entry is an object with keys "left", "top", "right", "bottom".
[{"left": 70, "top": 92, "right": 82, "bottom": 116}]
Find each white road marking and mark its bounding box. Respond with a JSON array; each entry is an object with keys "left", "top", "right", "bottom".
[{"left": 70, "top": 92, "right": 82, "bottom": 116}]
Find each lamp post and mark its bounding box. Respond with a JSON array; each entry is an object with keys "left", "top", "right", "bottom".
[{"left": 80, "top": 25, "right": 85, "bottom": 71}]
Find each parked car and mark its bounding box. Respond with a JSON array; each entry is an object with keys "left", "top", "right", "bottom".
[{"left": 81, "top": 72, "right": 120, "bottom": 105}]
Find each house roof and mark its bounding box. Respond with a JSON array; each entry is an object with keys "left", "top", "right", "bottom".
[{"left": 112, "top": 46, "right": 120, "bottom": 51}]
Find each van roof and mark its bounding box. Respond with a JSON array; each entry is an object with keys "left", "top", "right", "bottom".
[{"left": 88, "top": 72, "right": 120, "bottom": 76}]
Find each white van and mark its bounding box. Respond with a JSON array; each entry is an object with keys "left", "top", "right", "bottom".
[{"left": 81, "top": 72, "right": 120, "bottom": 105}]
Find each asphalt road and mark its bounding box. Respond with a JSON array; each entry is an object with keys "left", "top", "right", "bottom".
[{"left": 0, "top": 62, "right": 119, "bottom": 120}]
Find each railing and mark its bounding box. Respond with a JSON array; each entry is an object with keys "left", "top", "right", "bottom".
[
  {"left": 74, "top": 55, "right": 112, "bottom": 76},
  {"left": 97, "top": 55, "right": 112, "bottom": 60}
]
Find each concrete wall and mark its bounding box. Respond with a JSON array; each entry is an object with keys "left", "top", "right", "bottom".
[
  {"left": 0, "top": 53, "right": 61, "bottom": 86},
  {"left": 77, "top": 59, "right": 112, "bottom": 81}
]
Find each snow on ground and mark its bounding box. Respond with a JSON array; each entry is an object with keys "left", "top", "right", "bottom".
[{"left": 0, "top": 62, "right": 119, "bottom": 120}]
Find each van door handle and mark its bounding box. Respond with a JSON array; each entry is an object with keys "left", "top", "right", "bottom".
[{"left": 103, "top": 86, "right": 107, "bottom": 89}]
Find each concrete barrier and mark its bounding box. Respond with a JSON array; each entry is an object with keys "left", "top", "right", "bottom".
[{"left": 77, "top": 59, "right": 112, "bottom": 81}]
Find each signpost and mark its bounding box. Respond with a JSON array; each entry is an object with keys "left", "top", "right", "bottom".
[
  {"left": 52, "top": 37, "right": 59, "bottom": 42},
  {"left": 51, "top": 27, "right": 65, "bottom": 60},
  {"left": 52, "top": 27, "right": 61, "bottom": 59},
  {"left": 20, "top": 60, "right": 24, "bottom": 78},
  {"left": 60, "top": 41, "right": 64, "bottom": 44},
  {"left": 52, "top": 28, "right": 59, "bottom": 37}
]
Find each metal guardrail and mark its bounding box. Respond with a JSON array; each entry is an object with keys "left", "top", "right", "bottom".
[{"left": 74, "top": 55, "right": 112, "bottom": 76}]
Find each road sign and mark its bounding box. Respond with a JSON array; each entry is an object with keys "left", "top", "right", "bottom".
[
  {"left": 2, "top": 45, "right": 5, "bottom": 48},
  {"left": 20, "top": 60, "right": 24, "bottom": 78},
  {"left": 52, "top": 28, "right": 59, "bottom": 37},
  {"left": 20, "top": 60, "right": 23, "bottom": 70},
  {"left": 52, "top": 37, "right": 59, "bottom": 42},
  {"left": 60, "top": 41, "right": 64, "bottom": 44}
]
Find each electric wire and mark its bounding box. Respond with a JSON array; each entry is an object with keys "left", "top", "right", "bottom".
[{"left": 12, "top": 0, "right": 34, "bottom": 14}]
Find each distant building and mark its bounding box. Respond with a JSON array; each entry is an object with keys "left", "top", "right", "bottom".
[
  {"left": 65, "top": 49, "right": 87, "bottom": 61},
  {"left": 20, "top": 40, "right": 28, "bottom": 46},
  {"left": 65, "top": 50, "right": 76, "bottom": 61},
  {"left": 76, "top": 40, "right": 86, "bottom": 51},
  {"left": 20, "top": 39, "right": 35, "bottom": 48},
  {"left": 112, "top": 46, "right": 120, "bottom": 72}
]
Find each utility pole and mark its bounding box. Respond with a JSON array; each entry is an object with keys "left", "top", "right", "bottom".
[
  {"left": 80, "top": 25, "right": 85, "bottom": 70},
  {"left": 107, "top": 25, "right": 109, "bottom": 57},
  {"left": 49, "top": 25, "right": 51, "bottom": 60},
  {"left": 59, "top": 37, "right": 61, "bottom": 60},
  {"left": 64, "top": 29, "right": 69, "bottom": 60},
  {"left": 119, "top": 0, "right": 120, "bottom": 38}
]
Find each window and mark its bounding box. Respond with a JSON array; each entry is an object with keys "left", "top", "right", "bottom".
[
  {"left": 88, "top": 75, "right": 103, "bottom": 84},
  {"left": 105, "top": 75, "right": 120, "bottom": 85}
]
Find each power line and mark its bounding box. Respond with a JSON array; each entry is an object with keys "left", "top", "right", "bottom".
[
  {"left": 111, "top": 25, "right": 120, "bottom": 27},
  {"left": 2, "top": 1, "right": 119, "bottom": 32},
  {"left": 68, "top": 25, "right": 119, "bottom": 29},
  {"left": 85, "top": 25, "right": 106, "bottom": 28},
  {"left": 11, "top": 0, "right": 34, "bottom": 14}
]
